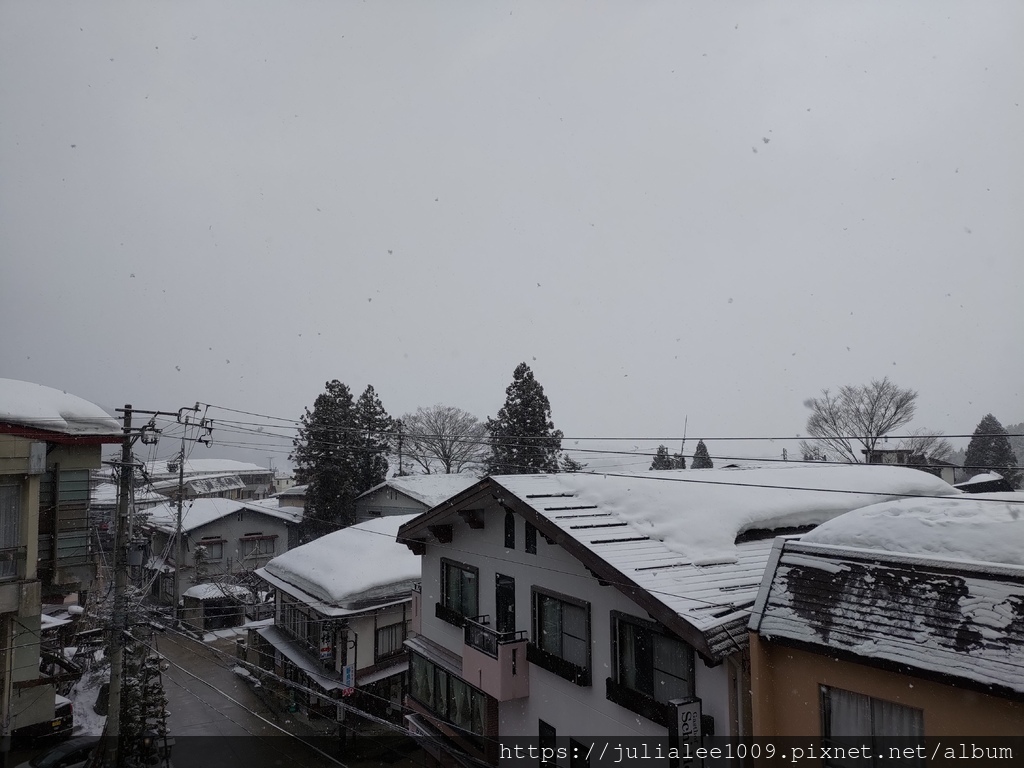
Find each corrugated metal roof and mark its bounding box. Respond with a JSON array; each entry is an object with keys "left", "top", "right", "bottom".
[{"left": 757, "top": 541, "right": 1024, "bottom": 695}]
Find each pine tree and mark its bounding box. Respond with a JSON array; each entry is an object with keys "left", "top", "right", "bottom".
[
  {"left": 353, "top": 385, "right": 394, "bottom": 493},
  {"left": 291, "top": 380, "right": 359, "bottom": 538},
  {"left": 691, "top": 439, "right": 714, "bottom": 469},
  {"left": 964, "top": 414, "right": 1020, "bottom": 488},
  {"left": 485, "top": 363, "right": 563, "bottom": 475},
  {"left": 650, "top": 444, "right": 685, "bottom": 470}
]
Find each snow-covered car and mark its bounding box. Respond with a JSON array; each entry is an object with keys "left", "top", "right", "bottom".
[{"left": 13, "top": 695, "right": 74, "bottom": 747}]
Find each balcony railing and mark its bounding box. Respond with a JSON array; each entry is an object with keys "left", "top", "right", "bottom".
[
  {"left": 464, "top": 616, "right": 527, "bottom": 659},
  {"left": 461, "top": 616, "right": 529, "bottom": 701}
]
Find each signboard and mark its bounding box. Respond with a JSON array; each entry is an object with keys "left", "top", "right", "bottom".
[
  {"left": 320, "top": 643, "right": 333, "bottom": 661},
  {"left": 671, "top": 697, "right": 703, "bottom": 767},
  {"left": 341, "top": 664, "right": 355, "bottom": 694}
]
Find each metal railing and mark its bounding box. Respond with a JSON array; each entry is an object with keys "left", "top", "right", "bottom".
[{"left": 464, "top": 615, "right": 527, "bottom": 659}]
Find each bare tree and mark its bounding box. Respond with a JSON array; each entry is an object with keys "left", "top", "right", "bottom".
[
  {"left": 897, "top": 428, "right": 954, "bottom": 462},
  {"left": 799, "top": 378, "right": 918, "bottom": 463},
  {"left": 400, "top": 404, "right": 488, "bottom": 475}
]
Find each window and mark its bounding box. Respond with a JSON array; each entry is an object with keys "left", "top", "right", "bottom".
[
  {"left": 504, "top": 510, "right": 515, "bottom": 550},
  {"left": 0, "top": 486, "right": 21, "bottom": 579},
  {"left": 241, "top": 535, "right": 275, "bottom": 558},
  {"left": 198, "top": 537, "right": 224, "bottom": 560},
  {"left": 529, "top": 589, "right": 590, "bottom": 685},
  {"left": 376, "top": 622, "right": 406, "bottom": 661},
  {"left": 409, "top": 653, "right": 486, "bottom": 741},
  {"left": 525, "top": 522, "right": 537, "bottom": 555},
  {"left": 439, "top": 559, "right": 478, "bottom": 625},
  {"left": 821, "top": 687, "right": 923, "bottom": 767},
  {"left": 614, "top": 614, "right": 693, "bottom": 704}
]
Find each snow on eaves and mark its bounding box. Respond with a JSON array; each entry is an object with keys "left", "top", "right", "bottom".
[
  {"left": 146, "top": 497, "right": 298, "bottom": 533},
  {"left": 801, "top": 492, "right": 1024, "bottom": 567},
  {"left": 263, "top": 514, "right": 421, "bottom": 608},
  {"left": 0, "top": 378, "right": 120, "bottom": 436}
]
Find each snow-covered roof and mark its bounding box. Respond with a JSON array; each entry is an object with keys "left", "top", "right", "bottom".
[
  {"left": 261, "top": 514, "right": 421, "bottom": 612},
  {"left": 0, "top": 379, "right": 120, "bottom": 437},
  {"left": 240, "top": 497, "right": 303, "bottom": 524},
  {"left": 143, "top": 458, "right": 271, "bottom": 480},
  {"left": 149, "top": 473, "right": 246, "bottom": 496},
  {"left": 182, "top": 583, "right": 250, "bottom": 600},
  {"left": 146, "top": 497, "right": 296, "bottom": 533},
  {"left": 752, "top": 522, "right": 1024, "bottom": 695},
  {"left": 357, "top": 474, "right": 480, "bottom": 508},
  {"left": 800, "top": 492, "right": 1024, "bottom": 567},
  {"left": 401, "top": 464, "right": 958, "bottom": 660},
  {"left": 956, "top": 471, "right": 1005, "bottom": 486},
  {"left": 275, "top": 484, "right": 308, "bottom": 497},
  {"left": 90, "top": 482, "right": 166, "bottom": 507},
  {"left": 497, "top": 464, "right": 957, "bottom": 561}
]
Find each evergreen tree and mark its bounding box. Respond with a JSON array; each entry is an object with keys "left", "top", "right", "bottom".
[
  {"left": 964, "top": 414, "right": 1020, "bottom": 488},
  {"left": 650, "top": 445, "right": 685, "bottom": 470},
  {"left": 291, "top": 380, "right": 359, "bottom": 538},
  {"left": 691, "top": 439, "right": 714, "bottom": 469},
  {"left": 353, "top": 384, "right": 394, "bottom": 492},
  {"left": 485, "top": 363, "right": 563, "bottom": 474}
]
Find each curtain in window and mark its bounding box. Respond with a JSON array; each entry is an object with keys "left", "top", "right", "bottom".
[
  {"left": 874, "top": 697, "right": 923, "bottom": 737},
  {"left": 653, "top": 635, "right": 689, "bottom": 702},
  {"left": 561, "top": 602, "right": 588, "bottom": 667},
  {"left": 825, "top": 688, "right": 872, "bottom": 737}
]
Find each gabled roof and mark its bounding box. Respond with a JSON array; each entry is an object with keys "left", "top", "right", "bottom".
[
  {"left": 145, "top": 497, "right": 296, "bottom": 534},
  {"left": 260, "top": 514, "right": 421, "bottom": 614},
  {"left": 398, "top": 465, "right": 957, "bottom": 661},
  {"left": 357, "top": 474, "right": 480, "bottom": 508},
  {"left": 751, "top": 493, "right": 1024, "bottom": 697},
  {"left": 0, "top": 379, "right": 121, "bottom": 442}
]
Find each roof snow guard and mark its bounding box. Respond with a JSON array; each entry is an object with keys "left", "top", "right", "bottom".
[{"left": 398, "top": 465, "right": 957, "bottom": 662}]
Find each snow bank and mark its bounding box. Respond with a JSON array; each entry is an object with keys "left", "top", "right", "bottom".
[
  {"left": 263, "top": 514, "right": 421, "bottom": 605},
  {"left": 801, "top": 492, "right": 1024, "bottom": 566},
  {"left": 510, "top": 464, "right": 957, "bottom": 559},
  {"left": 0, "top": 378, "right": 120, "bottom": 436}
]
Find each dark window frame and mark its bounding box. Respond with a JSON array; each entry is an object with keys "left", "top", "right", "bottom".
[
  {"left": 504, "top": 510, "right": 516, "bottom": 550},
  {"left": 525, "top": 522, "right": 537, "bottom": 554},
  {"left": 439, "top": 557, "right": 479, "bottom": 627},
  {"left": 529, "top": 587, "right": 591, "bottom": 686}
]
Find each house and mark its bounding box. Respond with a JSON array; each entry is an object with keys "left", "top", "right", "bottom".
[
  {"left": 250, "top": 514, "right": 421, "bottom": 724},
  {"left": 142, "top": 497, "right": 300, "bottom": 607},
  {"left": 395, "top": 464, "right": 956, "bottom": 766},
  {"left": 354, "top": 474, "right": 479, "bottom": 523},
  {"left": 142, "top": 458, "right": 275, "bottom": 501},
  {"left": 0, "top": 379, "right": 121, "bottom": 751},
  {"left": 749, "top": 492, "right": 1024, "bottom": 741}
]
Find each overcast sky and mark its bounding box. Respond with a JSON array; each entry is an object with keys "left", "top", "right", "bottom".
[{"left": 2, "top": 2, "right": 1021, "bottom": 472}]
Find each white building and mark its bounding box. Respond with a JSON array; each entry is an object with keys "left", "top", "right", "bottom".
[
  {"left": 253, "top": 514, "right": 422, "bottom": 723},
  {"left": 396, "top": 465, "right": 957, "bottom": 766}
]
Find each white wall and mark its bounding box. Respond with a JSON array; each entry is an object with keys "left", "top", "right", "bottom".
[{"left": 417, "top": 500, "right": 737, "bottom": 739}]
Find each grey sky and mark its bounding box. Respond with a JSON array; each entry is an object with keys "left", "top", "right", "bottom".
[{"left": 2, "top": 2, "right": 1021, "bottom": 471}]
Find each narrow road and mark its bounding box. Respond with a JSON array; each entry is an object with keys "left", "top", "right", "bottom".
[{"left": 155, "top": 630, "right": 344, "bottom": 768}]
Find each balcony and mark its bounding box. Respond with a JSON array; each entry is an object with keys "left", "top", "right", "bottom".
[{"left": 461, "top": 616, "right": 528, "bottom": 701}]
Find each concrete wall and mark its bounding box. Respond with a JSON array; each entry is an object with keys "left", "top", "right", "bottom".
[
  {"left": 750, "top": 633, "right": 1024, "bottom": 736},
  {"left": 417, "top": 500, "right": 737, "bottom": 740}
]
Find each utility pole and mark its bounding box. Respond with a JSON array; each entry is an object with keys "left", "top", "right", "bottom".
[
  {"left": 172, "top": 436, "right": 186, "bottom": 625},
  {"left": 105, "top": 404, "right": 133, "bottom": 768},
  {"left": 105, "top": 404, "right": 206, "bottom": 767}
]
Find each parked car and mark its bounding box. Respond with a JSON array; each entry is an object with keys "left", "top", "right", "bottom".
[
  {"left": 13, "top": 734, "right": 100, "bottom": 768},
  {"left": 13, "top": 695, "right": 74, "bottom": 747}
]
